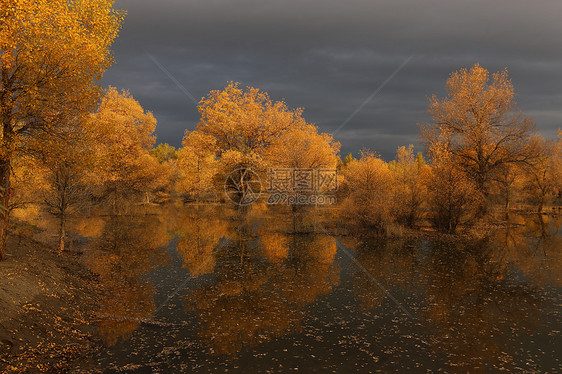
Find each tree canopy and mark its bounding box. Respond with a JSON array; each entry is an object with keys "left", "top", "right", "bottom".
[{"left": 421, "top": 63, "right": 537, "bottom": 199}]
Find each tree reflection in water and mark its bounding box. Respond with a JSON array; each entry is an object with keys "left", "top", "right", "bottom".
[
  {"left": 349, "top": 214, "right": 560, "bottom": 371},
  {"left": 81, "top": 214, "right": 172, "bottom": 346},
  {"left": 183, "top": 209, "right": 340, "bottom": 355},
  {"left": 175, "top": 206, "right": 236, "bottom": 277},
  {"left": 77, "top": 207, "right": 559, "bottom": 372}
]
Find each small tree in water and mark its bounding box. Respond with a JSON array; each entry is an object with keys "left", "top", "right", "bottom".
[
  {"left": 426, "top": 141, "right": 481, "bottom": 233},
  {"left": 340, "top": 151, "right": 395, "bottom": 234}
]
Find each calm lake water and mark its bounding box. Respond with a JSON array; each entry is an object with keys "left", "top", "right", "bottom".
[{"left": 74, "top": 206, "right": 561, "bottom": 373}]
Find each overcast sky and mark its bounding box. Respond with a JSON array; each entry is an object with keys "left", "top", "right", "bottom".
[{"left": 101, "top": 0, "right": 562, "bottom": 160}]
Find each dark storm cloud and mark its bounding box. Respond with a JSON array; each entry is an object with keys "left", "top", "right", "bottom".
[{"left": 102, "top": 0, "right": 562, "bottom": 159}]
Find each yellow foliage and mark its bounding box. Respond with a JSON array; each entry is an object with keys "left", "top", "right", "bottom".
[
  {"left": 265, "top": 124, "right": 340, "bottom": 170},
  {"left": 389, "top": 145, "right": 429, "bottom": 227},
  {"left": 195, "top": 82, "right": 310, "bottom": 176},
  {"left": 421, "top": 63, "right": 536, "bottom": 199},
  {"left": 86, "top": 87, "right": 170, "bottom": 206},
  {"left": 0, "top": 0, "right": 123, "bottom": 159},
  {"left": 426, "top": 143, "right": 481, "bottom": 232},
  {"left": 10, "top": 155, "right": 49, "bottom": 209},
  {"left": 340, "top": 151, "right": 395, "bottom": 232},
  {"left": 0, "top": 0, "right": 123, "bottom": 257},
  {"left": 176, "top": 131, "right": 218, "bottom": 197}
]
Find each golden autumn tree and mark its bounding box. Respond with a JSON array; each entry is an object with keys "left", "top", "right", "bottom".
[
  {"left": 132, "top": 152, "right": 175, "bottom": 204},
  {"left": 342, "top": 153, "right": 357, "bottom": 167},
  {"left": 264, "top": 124, "right": 340, "bottom": 170},
  {"left": 88, "top": 87, "right": 167, "bottom": 212},
  {"left": 191, "top": 82, "right": 341, "bottom": 207},
  {"left": 389, "top": 145, "right": 429, "bottom": 227},
  {"left": 426, "top": 141, "right": 481, "bottom": 233},
  {"left": 491, "top": 162, "right": 523, "bottom": 212},
  {"left": 0, "top": 0, "right": 123, "bottom": 259},
  {"left": 421, "top": 64, "right": 537, "bottom": 214},
  {"left": 34, "top": 119, "right": 100, "bottom": 251},
  {"left": 150, "top": 143, "right": 177, "bottom": 163},
  {"left": 149, "top": 143, "right": 181, "bottom": 202},
  {"left": 521, "top": 135, "right": 559, "bottom": 212},
  {"left": 264, "top": 123, "right": 340, "bottom": 218},
  {"left": 176, "top": 130, "right": 218, "bottom": 200},
  {"left": 196, "top": 82, "right": 308, "bottom": 175},
  {"left": 8, "top": 154, "right": 47, "bottom": 211},
  {"left": 553, "top": 130, "right": 562, "bottom": 196},
  {"left": 340, "top": 151, "right": 395, "bottom": 233}
]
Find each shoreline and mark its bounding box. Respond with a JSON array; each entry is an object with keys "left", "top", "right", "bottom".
[
  {"left": 0, "top": 207, "right": 559, "bottom": 371},
  {"left": 0, "top": 234, "right": 101, "bottom": 373}
]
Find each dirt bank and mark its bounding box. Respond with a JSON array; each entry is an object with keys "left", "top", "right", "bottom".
[{"left": 0, "top": 232, "right": 100, "bottom": 373}]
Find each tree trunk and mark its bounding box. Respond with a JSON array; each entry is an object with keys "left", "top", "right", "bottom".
[
  {"left": 475, "top": 188, "right": 489, "bottom": 218},
  {"left": 112, "top": 185, "right": 118, "bottom": 215},
  {"left": 538, "top": 195, "right": 544, "bottom": 213},
  {"left": 58, "top": 214, "right": 66, "bottom": 252},
  {"left": 0, "top": 157, "right": 11, "bottom": 261}
]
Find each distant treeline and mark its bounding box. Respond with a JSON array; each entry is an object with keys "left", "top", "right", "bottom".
[{"left": 0, "top": 0, "right": 560, "bottom": 260}]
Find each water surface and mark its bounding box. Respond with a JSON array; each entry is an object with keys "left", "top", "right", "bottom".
[{"left": 76, "top": 207, "right": 561, "bottom": 372}]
